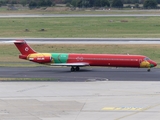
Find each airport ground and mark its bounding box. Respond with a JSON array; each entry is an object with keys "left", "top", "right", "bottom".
[
  {"left": 1, "top": 39, "right": 160, "bottom": 120},
  {"left": 0, "top": 11, "right": 160, "bottom": 119},
  {"left": 0, "top": 67, "right": 160, "bottom": 120},
  {"left": 0, "top": 14, "right": 160, "bottom": 38},
  {"left": 0, "top": 67, "right": 159, "bottom": 81}
]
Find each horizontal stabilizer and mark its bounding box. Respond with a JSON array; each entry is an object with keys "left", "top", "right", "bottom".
[{"left": 5, "top": 40, "right": 26, "bottom": 43}]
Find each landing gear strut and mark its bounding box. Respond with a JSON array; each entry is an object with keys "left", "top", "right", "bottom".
[
  {"left": 71, "top": 67, "right": 75, "bottom": 72},
  {"left": 71, "top": 66, "right": 80, "bottom": 72}
]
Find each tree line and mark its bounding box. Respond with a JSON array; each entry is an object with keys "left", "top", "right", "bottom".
[
  {"left": 65, "top": 0, "right": 159, "bottom": 8},
  {"left": 0, "top": 0, "right": 159, "bottom": 9}
]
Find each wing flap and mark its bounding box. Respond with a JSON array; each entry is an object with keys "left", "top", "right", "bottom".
[{"left": 50, "top": 62, "right": 89, "bottom": 66}]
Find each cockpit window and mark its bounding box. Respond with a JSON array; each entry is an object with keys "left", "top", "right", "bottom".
[{"left": 144, "top": 57, "right": 150, "bottom": 61}]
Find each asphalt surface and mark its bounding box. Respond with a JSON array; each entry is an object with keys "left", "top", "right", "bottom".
[
  {"left": 0, "top": 67, "right": 159, "bottom": 81},
  {"left": 0, "top": 14, "right": 160, "bottom": 18},
  {"left": 0, "top": 67, "right": 160, "bottom": 120},
  {"left": 1, "top": 38, "right": 160, "bottom": 44}
]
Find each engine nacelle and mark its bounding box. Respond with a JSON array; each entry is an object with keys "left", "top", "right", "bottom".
[{"left": 27, "top": 53, "right": 52, "bottom": 63}]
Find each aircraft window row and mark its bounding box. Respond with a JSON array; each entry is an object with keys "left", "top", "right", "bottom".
[{"left": 69, "top": 58, "right": 138, "bottom": 61}]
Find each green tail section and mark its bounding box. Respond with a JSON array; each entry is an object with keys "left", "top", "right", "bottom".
[{"left": 51, "top": 53, "right": 69, "bottom": 63}]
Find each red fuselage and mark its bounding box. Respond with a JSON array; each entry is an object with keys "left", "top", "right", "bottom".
[{"left": 67, "top": 54, "right": 157, "bottom": 68}]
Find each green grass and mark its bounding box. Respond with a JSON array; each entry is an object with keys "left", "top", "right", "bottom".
[
  {"left": 1, "top": 44, "right": 160, "bottom": 66},
  {"left": 0, "top": 17, "right": 160, "bottom": 38}
]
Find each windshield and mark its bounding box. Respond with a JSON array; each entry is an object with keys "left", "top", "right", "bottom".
[{"left": 144, "top": 57, "right": 150, "bottom": 61}]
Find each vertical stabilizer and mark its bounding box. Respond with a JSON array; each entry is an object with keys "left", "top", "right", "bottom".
[{"left": 14, "top": 40, "right": 36, "bottom": 55}]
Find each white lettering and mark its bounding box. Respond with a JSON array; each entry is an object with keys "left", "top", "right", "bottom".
[
  {"left": 76, "top": 57, "right": 83, "bottom": 61},
  {"left": 37, "top": 58, "right": 45, "bottom": 60}
]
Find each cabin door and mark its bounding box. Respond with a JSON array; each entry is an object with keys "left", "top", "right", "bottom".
[{"left": 139, "top": 59, "right": 142, "bottom": 66}]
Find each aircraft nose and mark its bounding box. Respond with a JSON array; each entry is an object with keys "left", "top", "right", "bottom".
[
  {"left": 150, "top": 61, "right": 157, "bottom": 67},
  {"left": 153, "top": 62, "right": 157, "bottom": 67}
]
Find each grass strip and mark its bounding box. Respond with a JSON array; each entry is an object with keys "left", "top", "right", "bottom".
[{"left": 0, "top": 17, "right": 160, "bottom": 38}]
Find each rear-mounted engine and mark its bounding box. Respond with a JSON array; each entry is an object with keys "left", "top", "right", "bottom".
[{"left": 27, "top": 54, "right": 52, "bottom": 63}]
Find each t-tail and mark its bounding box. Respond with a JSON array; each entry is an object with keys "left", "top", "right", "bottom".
[{"left": 13, "top": 40, "right": 37, "bottom": 59}]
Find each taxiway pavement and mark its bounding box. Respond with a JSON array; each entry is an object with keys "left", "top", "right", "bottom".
[
  {"left": 0, "top": 13, "right": 160, "bottom": 18},
  {"left": 0, "top": 67, "right": 160, "bottom": 120},
  {"left": 0, "top": 67, "right": 159, "bottom": 81},
  {"left": 1, "top": 38, "right": 160, "bottom": 44}
]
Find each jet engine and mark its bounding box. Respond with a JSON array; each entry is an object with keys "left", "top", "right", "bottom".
[{"left": 27, "top": 53, "right": 52, "bottom": 63}]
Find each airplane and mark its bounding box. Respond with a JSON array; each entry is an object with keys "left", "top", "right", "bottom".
[{"left": 10, "top": 40, "right": 157, "bottom": 72}]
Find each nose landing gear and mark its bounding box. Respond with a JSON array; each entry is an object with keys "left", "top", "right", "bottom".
[
  {"left": 147, "top": 68, "right": 151, "bottom": 72},
  {"left": 71, "top": 66, "right": 80, "bottom": 72}
]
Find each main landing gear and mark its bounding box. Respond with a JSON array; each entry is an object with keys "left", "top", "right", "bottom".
[
  {"left": 147, "top": 68, "right": 151, "bottom": 72},
  {"left": 71, "top": 66, "right": 80, "bottom": 72}
]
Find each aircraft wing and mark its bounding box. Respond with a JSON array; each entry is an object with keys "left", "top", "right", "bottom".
[{"left": 50, "top": 62, "right": 90, "bottom": 67}]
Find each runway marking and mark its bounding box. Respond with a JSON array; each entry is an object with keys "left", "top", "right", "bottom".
[
  {"left": 102, "top": 107, "right": 143, "bottom": 111},
  {"left": 17, "top": 85, "right": 48, "bottom": 92},
  {"left": 0, "top": 110, "right": 9, "bottom": 115}
]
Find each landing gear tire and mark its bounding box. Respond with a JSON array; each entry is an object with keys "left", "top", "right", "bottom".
[
  {"left": 71, "top": 66, "right": 80, "bottom": 72},
  {"left": 71, "top": 67, "right": 75, "bottom": 72},
  {"left": 147, "top": 69, "right": 151, "bottom": 72},
  {"left": 76, "top": 66, "right": 80, "bottom": 71}
]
